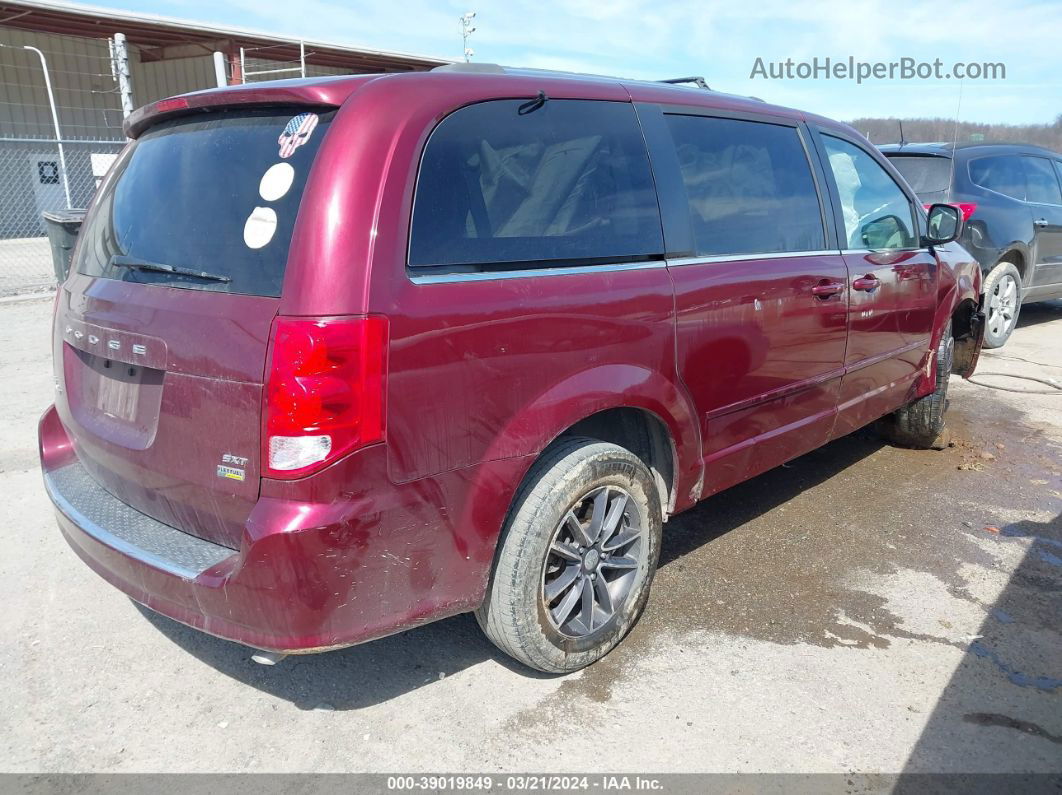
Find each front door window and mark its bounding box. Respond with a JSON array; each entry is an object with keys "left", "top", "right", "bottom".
[{"left": 822, "top": 136, "right": 917, "bottom": 250}]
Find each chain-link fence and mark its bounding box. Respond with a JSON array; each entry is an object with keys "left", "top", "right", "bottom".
[
  {"left": 0, "top": 137, "right": 124, "bottom": 296},
  {"left": 0, "top": 30, "right": 125, "bottom": 296}
]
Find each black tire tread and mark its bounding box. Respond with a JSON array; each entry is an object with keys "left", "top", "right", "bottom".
[
  {"left": 476, "top": 436, "right": 595, "bottom": 671},
  {"left": 882, "top": 322, "right": 953, "bottom": 449},
  {"left": 476, "top": 437, "right": 660, "bottom": 673}
]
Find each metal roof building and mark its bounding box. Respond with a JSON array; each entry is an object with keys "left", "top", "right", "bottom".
[{"left": 0, "top": 0, "right": 448, "bottom": 293}]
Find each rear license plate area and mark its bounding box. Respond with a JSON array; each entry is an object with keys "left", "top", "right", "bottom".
[
  {"left": 65, "top": 346, "right": 164, "bottom": 449},
  {"left": 95, "top": 357, "right": 142, "bottom": 422}
]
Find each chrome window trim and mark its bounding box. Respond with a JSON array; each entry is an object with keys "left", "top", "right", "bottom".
[
  {"left": 970, "top": 183, "right": 1027, "bottom": 203},
  {"left": 665, "top": 250, "right": 841, "bottom": 267},
  {"left": 842, "top": 247, "right": 925, "bottom": 255},
  {"left": 408, "top": 259, "right": 667, "bottom": 284}
]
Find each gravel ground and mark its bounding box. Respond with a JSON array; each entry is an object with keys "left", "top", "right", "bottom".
[
  {"left": 1, "top": 296, "right": 1059, "bottom": 774},
  {"left": 0, "top": 238, "right": 54, "bottom": 297}
]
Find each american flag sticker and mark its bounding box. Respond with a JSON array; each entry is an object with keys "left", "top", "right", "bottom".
[{"left": 278, "top": 113, "right": 319, "bottom": 159}]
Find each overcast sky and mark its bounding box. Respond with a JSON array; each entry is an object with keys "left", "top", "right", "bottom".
[{"left": 105, "top": 0, "right": 1061, "bottom": 125}]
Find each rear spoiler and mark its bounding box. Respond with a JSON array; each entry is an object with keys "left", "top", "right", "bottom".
[{"left": 124, "top": 82, "right": 352, "bottom": 138}]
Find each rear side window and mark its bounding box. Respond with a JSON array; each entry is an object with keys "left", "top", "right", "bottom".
[
  {"left": 969, "top": 155, "right": 1026, "bottom": 201},
  {"left": 663, "top": 115, "right": 825, "bottom": 256},
  {"left": 76, "top": 108, "right": 333, "bottom": 296},
  {"left": 409, "top": 99, "right": 663, "bottom": 270},
  {"left": 885, "top": 154, "right": 952, "bottom": 194},
  {"left": 1021, "top": 156, "right": 1062, "bottom": 205}
]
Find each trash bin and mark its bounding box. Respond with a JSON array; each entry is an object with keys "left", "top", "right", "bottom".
[{"left": 42, "top": 209, "right": 86, "bottom": 284}]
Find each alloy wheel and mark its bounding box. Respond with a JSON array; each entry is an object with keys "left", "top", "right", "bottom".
[
  {"left": 987, "top": 273, "right": 1018, "bottom": 338},
  {"left": 541, "top": 485, "right": 646, "bottom": 638}
]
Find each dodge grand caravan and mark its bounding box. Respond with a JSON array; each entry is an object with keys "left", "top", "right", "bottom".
[{"left": 39, "top": 66, "right": 985, "bottom": 673}]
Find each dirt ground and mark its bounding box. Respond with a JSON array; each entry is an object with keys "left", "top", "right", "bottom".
[{"left": 1, "top": 296, "right": 1059, "bottom": 774}]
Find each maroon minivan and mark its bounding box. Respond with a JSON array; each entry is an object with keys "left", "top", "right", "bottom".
[{"left": 39, "top": 65, "right": 985, "bottom": 672}]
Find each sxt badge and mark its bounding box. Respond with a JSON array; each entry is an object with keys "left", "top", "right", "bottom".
[{"left": 217, "top": 453, "right": 248, "bottom": 482}]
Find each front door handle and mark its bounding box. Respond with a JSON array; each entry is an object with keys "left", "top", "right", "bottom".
[
  {"left": 852, "top": 275, "right": 881, "bottom": 292},
  {"left": 811, "top": 281, "right": 845, "bottom": 298},
  {"left": 1034, "top": 217, "right": 1049, "bottom": 228}
]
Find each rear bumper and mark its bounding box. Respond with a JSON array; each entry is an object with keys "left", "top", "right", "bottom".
[{"left": 39, "top": 404, "right": 520, "bottom": 653}]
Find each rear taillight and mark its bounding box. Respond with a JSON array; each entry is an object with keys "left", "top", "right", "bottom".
[
  {"left": 263, "top": 315, "right": 388, "bottom": 479},
  {"left": 924, "top": 202, "right": 977, "bottom": 221}
]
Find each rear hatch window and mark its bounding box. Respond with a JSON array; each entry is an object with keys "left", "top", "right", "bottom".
[
  {"left": 75, "top": 107, "right": 333, "bottom": 296},
  {"left": 884, "top": 154, "right": 952, "bottom": 201}
]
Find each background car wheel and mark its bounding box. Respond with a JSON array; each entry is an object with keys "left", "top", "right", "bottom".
[
  {"left": 982, "top": 260, "right": 1022, "bottom": 349},
  {"left": 476, "top": 437, "right": 662, "bottom": 673},
  {"left": 880, "top": 322, "right": 954, "bottom": 449}
]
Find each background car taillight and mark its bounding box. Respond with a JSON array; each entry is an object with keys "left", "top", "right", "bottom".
[
  {"left": 263, "top": 315, "right": 388, "bottom": 479},
  {"left": 925, "top": 202, "right": 977, "bottom": 221}
]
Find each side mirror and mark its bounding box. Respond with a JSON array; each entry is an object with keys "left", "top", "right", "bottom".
[
  {"left": 861, "top": 214, "right": 910, "bottom": 249},
  {"left": 923, "top": 203, "right": 962, "bottom": 246}
]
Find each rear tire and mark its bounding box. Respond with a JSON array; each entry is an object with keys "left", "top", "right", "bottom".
[
  {"left": 880, "top": 322, "right": 953, "bottom": 449},
  {"left": 982, "top": 260, "right": 1022, "bottom": 349},
  {"left": 476, "top": 437, "right": 662, "bottom": 673}
]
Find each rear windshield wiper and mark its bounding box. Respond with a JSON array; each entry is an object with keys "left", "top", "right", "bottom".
[{"left": 110, "top": 255, "right": 232, "bottom": 283}]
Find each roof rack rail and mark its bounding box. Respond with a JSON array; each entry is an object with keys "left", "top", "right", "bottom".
[{"left": 659, "top": 76, "right": 711, "bottom": 90}]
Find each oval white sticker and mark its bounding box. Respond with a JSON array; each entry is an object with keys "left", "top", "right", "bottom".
[
  {"left": 259, "top": 162, "right": 295, "bottom": 202},
  {"left": 243, "top": 206, "right": 278, "bottom": 249}
]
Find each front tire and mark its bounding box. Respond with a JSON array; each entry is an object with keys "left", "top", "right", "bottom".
[
  {"left": 880, "top": 322, "right": 953, "bottom": 449},
  {"left": 476, "top": 437, "right": 662, "bottom": 673},
  {"left": 982, "top": 260, "right": 1022, "bottom": 348}
]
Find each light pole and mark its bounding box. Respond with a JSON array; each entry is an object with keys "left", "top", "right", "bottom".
[
  {"left": 0, "top": 43, "right": 71, "bottom": 208},
  {"left": 460, "top": 11, "right": 476, "bottom": 62}
]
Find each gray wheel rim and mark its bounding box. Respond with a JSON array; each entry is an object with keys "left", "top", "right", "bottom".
[
  {"left": 987, "top": 273, "right": 1018, "bottom": 338},
  {"left": 541, "top": 485, "right": 646, "bottom": 638}
]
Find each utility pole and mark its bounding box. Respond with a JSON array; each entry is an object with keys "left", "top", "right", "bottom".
[
  {"left": 110, "top": 33, "right": 135, "bottom": 118},
  {"left": 460, "top": 11, "right": 476, "bottom": 62}
]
